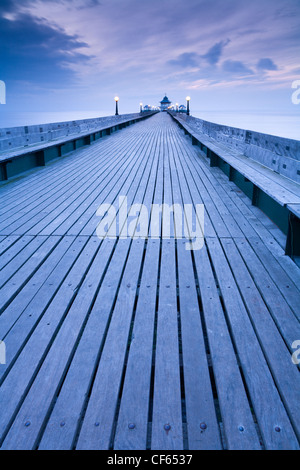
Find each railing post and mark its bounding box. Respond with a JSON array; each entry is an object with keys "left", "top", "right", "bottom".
[
  {"left": 36, "top": 151, "right": 45, "bottom": 167},
  {"left": 252, "top": 185, "right": 260, "bottom": 206},
  {"left": 209, "top": 149, "right": 219, "bottom": 167},
  {"left": 285, "top": 212, "right": 300, "bottom": 257}
]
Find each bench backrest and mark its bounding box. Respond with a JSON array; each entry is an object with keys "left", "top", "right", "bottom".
[
  {"left": 179, "top": 115, "right": 300, "bottom": 183},
  {"left": 0, "top": 113, "right": 142, "bottom": 153}
]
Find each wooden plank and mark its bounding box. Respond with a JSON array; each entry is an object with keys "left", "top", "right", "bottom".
[
  {"left": 176, "top": 122, "right": 300, "bottom": 318},
  {"left": 193, "top": 243, "right": 261, "bottom": 450},
  {"left": 0, "top": 235, "right": 20, "bottom": 256},
  {"left": 0, "top": 122, "right": 142, "bottom": 206},
  {"left": 177, "top": 129, "right": 246, "bottom": 239},
  {"left": 212, "top": 151, "right": 300, "bottom": 206},
  {"left": 0, "top": 134, "right": 117, "bottom": 211},
  {"left": 0, "top": 114, "right": 153, "bottom": 176},
  {"left": 235, "top": 238, "right": 300, "bottom": 345},
  {"left": 227, "top": 152, "right": 300, "bottom": 199},
  {"left": 176, "top": 240, "right": 221, "bottom": 449},
  {"left": 45, "top": 130, "right": 147, "bottom": 236},
  {"left": 65, "top": 128, "right": 156, "bottom": 236},
  {"left": 167, "top": 127, "right": 217, "bottom": 239},
  {"left": 206, "top": 163, "right": 300, "bottom": 281},
  {"left": 0, "top": 236, "right": 101, "bottom": 447},
  {"left": 206, "top": 237, "right": 299, "bottom": 450},
  {"left": 173, "top": 121, "right": 296, "bottom": 444},
  {"left": 212, "top": 166, "right": 283, "bottom": 240},
  {"left": 40, "top": 125, "right": 161, "bottom": 450},
  {"left": 197, "top": 157, "right": 299, "bottom": 283},
  {"left": 172, "top": 116, "right": 300, "bottom": 205},
  {"left": 188, "top": 150, "right": 259, "bottom": 239},
  {"left": 113, "top": 130, "right": 163, "bottom": 450},
  {"left": 75, "top": 239, "right": 145, "bottom": 450},
  {"left": 0, "top": 238, "right": 116, "bottom": 451},
  {"left": 0, "top": 236, "right": 61, "bottom": 312},
  {"left": 168, "top": 127, "right": 229, "bottom": 239},
  {"left": 0, "top": 235, "right": 78, "bottom": 339},
  {"left": 0, "top": 236, "right": 85, "bottom": 380},
  {"left": 0, "top": 143, "right": 104, "bottom": 231},
  {"left": 4, "top": 119, "right": 158, "bottom": 448},
  {"left": 38, "top": 238, "right": 131, "bottom": 450},
  {"left": 206, "top": 128, "right": 300, "bottom": 201},
  {"left": 167, "top": 124, "right": 221, "bottom": 449},
  {"left": 221, "top": 237, "right": 300, "bottom": 440},
  {"left": 113, "top": 240, "right": 160, "bottom": 450},
  {"left": 0, "top": 128, "right": 140, "bottom": 235},
  {"left": 168, "top": 123, "right": 260, "bottom": 449},
  {"left": 246, "top": 236, "right": 300, "bottom": 318},
  {"left": 151, "top": 239, "right": 183, "bottom": 450},
  {"left": 0, "top": 235, "right": 33, "bottom": 270},
  {"left": 13, "top": 135, "right": 138, "bottom": 236},
  {"left": 182, "top": 158, "right": 244, "bottom": 239},
  {"left": 0, "top": 114, "right": 145, "bottom": 162},
  {"left": 75, "top": 124, "right": 161, "bottom": 450},
  {"left": 148, "top": 122, "right": 183, "bottom": 450},
  {"left": 287, "top": 203, "right": 300, "bottom": 218},
  {"left": 0, "top": 236, "right": 38, "bottom": 287},
  {"left": 161, "top": 129, "right": 175, "bottom": 238}
]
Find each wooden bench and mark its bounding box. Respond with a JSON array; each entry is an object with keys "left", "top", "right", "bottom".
[
  {"left": 0, "top": 112, "right": 157, "bottom": 183},
  {"left": 170, "top": 113, "right": 300, "bottom": 259}
]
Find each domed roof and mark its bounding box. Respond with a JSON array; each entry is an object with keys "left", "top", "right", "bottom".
[{"left": 160, "top": 95, "right": 171, "bottom": 104}]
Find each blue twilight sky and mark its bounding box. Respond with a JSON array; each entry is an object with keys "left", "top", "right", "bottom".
[{"left": 0, "top": 0, "right": 299, "bottom": 137}]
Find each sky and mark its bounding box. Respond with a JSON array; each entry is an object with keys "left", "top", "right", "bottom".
[{"left": 0, "top": 0, "right": 299, "bottom": 137}]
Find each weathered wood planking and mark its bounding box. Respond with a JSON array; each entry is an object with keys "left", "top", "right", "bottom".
[
  {"left": 0, "top": 236, "right": 21, "bottom": 257},
  {"left": 0, "top": 236, "right": 83, "bottom": 380},
  {"left": 193, "top": 244, "right": 261, "bottom": 450},
  {"left": 39, "top": 238, "right": 131, "bottom": 450},
  {"left": 168, "top": 129, "right": 221, "bottom": 449},
  {"left": 0, "top": 126, "right": 142, "bottom": 235},
  {"left": 220, "top": 237, "right": 300, "bottom": 440},
  {"left": 151, "top": 239, "right": 183, "bottom": 450},
  {"left": 0, "top": 236, "right": 61, "bottom": 313},
  {"left": 0, "top": 112, "right": 299, "bottom": 450},
  {"left": 0, "top": 124, "right": 139, "bottom": 211},
  {"left": 206, "top": 237, "right": 299, "bottom": 450},
  {"left": 39, "top": 123, "right": 162, "bottom": 450},
  {"left": 0, "top": 236, "right": 100, "bottom": 447}
]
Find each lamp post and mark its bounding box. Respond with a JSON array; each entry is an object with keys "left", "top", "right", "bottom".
[
  {"left": 186, "top": 96, "right": 190, "bottom": 116},
  {"left": 115, "top": 96, "right": 119, "bottom": 116},
  {"left": 140, "top": 102, "right": 143, "bottom": 113}
]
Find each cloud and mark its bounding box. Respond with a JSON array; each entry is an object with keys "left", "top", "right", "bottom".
[
  {"left": 201, "top": 39, "right": 230, "bottom": 65},
  {"left": 257, "top": 58, "right": 278, "bottom": 71},
  {"left": 168, "top": 52, "right": 200, "bottom": 69},
  {"left": 0, "top": 2, "right": 93, "bottom": 86},
  {"left": 167, "top": 39, "right": 230, "bottom": 71},
  {"left": 222, "top": 60, "right": 254, "bottom": 76}
]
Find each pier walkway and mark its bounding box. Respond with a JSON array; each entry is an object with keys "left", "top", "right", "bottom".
[{"left": 0, "top": 112, "right": 299, "bottom": 450}]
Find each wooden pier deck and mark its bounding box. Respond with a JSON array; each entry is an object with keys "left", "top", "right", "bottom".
[{"left": 0, "top": 112, "right": 299, "bottom": 450}]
